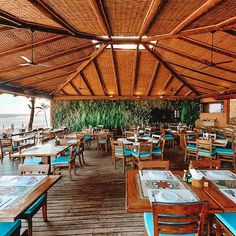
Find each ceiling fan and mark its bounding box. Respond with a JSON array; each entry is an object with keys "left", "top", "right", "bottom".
[
  {"left": 19, "top": 30, "right": 50, "bottom": 67},
  {"left": 201, "top": 31, "right": 233, "bottom": 69}
]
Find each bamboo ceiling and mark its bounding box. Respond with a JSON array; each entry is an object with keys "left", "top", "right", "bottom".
[{"left": 0, "top": 0, "right": 235, "bottom": 100}]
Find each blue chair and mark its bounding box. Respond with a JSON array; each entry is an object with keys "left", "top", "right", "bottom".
[
  {"left": 215, "top": 212, "right": 236, "bottom": 235},
  {"left": 18, "top": 164, "right": 50, "bottom": 236},
  {"left": 184, "top": 134, "right": 197, "bottom": 161},
  {"left": 152, "top": 138, "right": 165, "bottom": 160},
  {"left": 196, "top": 139, "right": 216, "bottom": 160},
  {"left": 161, "top": 128, "right": 175, "bottom": 148},
  {"left": 0, "top": 138, "right": 19, "bottom": 164},
  {"left": 144, "top": 202, "right": 208, "bottom": 236},
  {"left": 23, "top": 157, "right": 42, "bottom": 165},
  {"left": 0, "top": 220, "right": 21, "bottom": 236}
]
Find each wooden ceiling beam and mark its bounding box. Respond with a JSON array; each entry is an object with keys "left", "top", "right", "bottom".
[
  {"left": 180, "top": 73, "right": 229, "bottom": 89},
  {"left": 27, "top": 0, "right": 105, "bottom": 41},
  {"left": 138, "top": 0, "right": 164, "bottom": 37},
  {"left": 52, "top": 43, "right": 107, "bottom": 95},
  {"left": 0, "top": 26, "right": 12, "bottom": 33},
  {"left": 167, "top": 59, "right": 236, "bottom": 85},
  {"left": 193, "top": 84, "right": 218, "bottom": 92},
  {"left": 142, "top": 16, "right": 236, "bottom": 42},
  {"left": 173, "top": 84, "right": 184, "bottom": 96},
  {"left": 0, "top": 35, "right": 65, "bottom": 57},
  {"left": 110, "top": 45, "right": 120, "bottom": 96},
  {"left": 93, "top": 59, "right": 107, "bottom": 96},
  {"left": 152, "top": 42, "right": 236, "bottom": 74},
  {"left": 185, "top": 90, "right": 193, "bottom": 96},
  {"left": 80, "top": 71, "right": 95, "bottom": 96},
  {"left": 197, "top": 87, "right": 236, "bottom": 99},
  {"left": 61, "top": 88, "right": 69, "bottom": 95},
  {"left": 132, "top": 45, "right": 140, "bottom": 96},
  {"left": 224, "top": 30, "right": 236, "bottom": 36},
  {"left": 89, "top": 0, "right": 112, "bottom": 37},
  {"left": 160, "top": 74, "right": 173, "bottom": 95},
  {"left": 146, "top": 61, "right": 161, "bottom": 96},
  {"left": 0, "top": 83, "right": 51, "bottom": 99},
  {"left": 0, "top": 42, "right": 99, "bottom": 74},
  {"left": 70, "top": 81, "right": 82, "bottom": 95},
  {"left": 53, "top": 95, "right": 195, "bottom": 100},
  {"left": 144, "top": 44, "right": 199, "bottom": 95},
  {"left": 2, "top": 56, "right": 90, "bottom": 84},
  {"left": 171, "top": 0, "right": 223, "bottom": 35},
  {"left": 180, "top": 36, "right": 236, "bottom": 59}
]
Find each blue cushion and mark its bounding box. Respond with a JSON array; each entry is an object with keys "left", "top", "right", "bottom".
[
  {"left": 144, "top": 212, "right": 195, "bottom": 236},
  {"left": 216, "top": 148, "right": 234, "bottom": 155},
  {"left": 186, "top": 136, "right": 195, "bottom": 141},
  {"left": 187, "top": 144, "right": 197, "bottom": 150},
  {"left": 12, "top": 146, "right": 19, "bottom": 151},
  {"left": 115, "top": 149, "right": 132, "bottom": 157},
  {"left": 152, "top": 147, "right": 162, "bottom": 154},
  {"left": 198, "top": 150, "right": 216, "bottom": 156},
  {"left": 85, "top": 136, "right": 92, "bottom": 141},
  {"left": 98, "top": 139, "right": 107, "bottom": 143},
  {"left": 132, "top": 151, "right": 151, "bottom": 158},
  {"left": 24, "top": 157, "right": 42, "bottom": 165},
  {"left": 215, "top": 213, "right": 236, "bottom": 235},
  {"left": 65, "top": 149, "right": 80, "bottom": 156},
  {"left": 165, "top": 134, "right": 174, "bottom": 140},
  {"left": 0, "top": 220, "right": 21, "bottom": 236},
  {"left": 52, "top": 156, "right": 70, "bottom": 165},
  {"left": 24, "top": 194, "right": 46, "bottom": 215},
  {"left": 2, "top": 147, "right": 12, "bottom": 152}
]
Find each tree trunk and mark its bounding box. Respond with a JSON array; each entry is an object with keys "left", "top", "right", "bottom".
[{"left": 28, "top": 98, "right": 35, "bottom": 131}]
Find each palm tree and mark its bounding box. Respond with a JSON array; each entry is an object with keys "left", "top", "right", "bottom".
[
  {"left": 28, "top": 98, "right": 35, "bottom": 131},
  {"left": 36, "top": 103, "right": 49, "bottom": 127}
]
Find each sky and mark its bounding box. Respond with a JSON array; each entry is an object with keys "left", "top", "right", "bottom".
[{"left": 0, "top": 93, "right": 50, "bottom": 114}]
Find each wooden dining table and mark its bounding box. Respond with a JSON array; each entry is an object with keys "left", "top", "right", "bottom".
[
  {"left": 126, "top": 170, "right": 236, "bottom": 214},
  {"left": 12, "top": 134, "right": 35, "bottom": 146},
  {"left": 0, "top": 175, "right": 60, "bottom": 222},
  {"left": 187, "top": 138, "right": 228, "bottom": 148}
]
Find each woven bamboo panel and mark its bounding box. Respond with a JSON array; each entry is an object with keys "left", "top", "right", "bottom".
[
  {"left": 147, "top": 0, "right": 208, "bottom": 35},
  {"left": 135, "top": 51, "right": 156, "bottom": 96},
  {"left": 70, "top": 75, "right": 91, "bottom": 96},
  {"left": 186, "top": 0, "right": 236, "bottom": 30},
  {"left": 0, "top": 0, "right": 60, "bottom": 28},
  {"left": 162, "top": 77, "right": 182, "bottom": 96},
  {"left": 82, "top": 62, "right": 105, "bottom": 96},
  {"left": 178, "top": 86, "right": 190, "bottom": 96},
  {"left": 43, "top": 0, "right": 105, "bottom": 35},
  {"left": 96, "top": 50, "right": 117, "bottom": 96},
  {"left": 62, "top": 83, "right": 78, "bottom": 95},
  {"left": 150, "top": 65, "right": 170, "bottom": 95},
  {"left": 116, "top": 50, "right": 135, "bottom": 96},
  {"left": 104, "top": 0, "right": 153, "bottom": 35}
]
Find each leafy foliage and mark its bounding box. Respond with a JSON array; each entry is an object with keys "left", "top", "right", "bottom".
[{"left": 52, "top": 100, "right": 199, "bottom": 131}]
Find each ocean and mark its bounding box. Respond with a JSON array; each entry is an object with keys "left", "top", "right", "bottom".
[{"left": 0, "top": 114, "right": 49, "bottom": 131}]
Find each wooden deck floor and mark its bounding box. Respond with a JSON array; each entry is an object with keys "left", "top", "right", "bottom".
[{"left": 0, "top": 145, "right": 186, "bottom": 235}]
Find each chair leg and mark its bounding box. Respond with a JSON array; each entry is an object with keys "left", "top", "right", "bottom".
[
  {"left": 123, "top": 157, "right": 125, "bottom": 173},
  {"left": 114, "top": 156, "right": 116, "bottom": 170},
  {"left": 215, "top": 219, "right": 222, "bottom": 236},
  {"left": 81, "top": 152, "right": 86, "bottom": 165},
  {"left": 42, "top": 198, "right": 48, "bottom": 222},
  {"left": 27, "top": 218, "right": 33, "bottom": 236},
  {"left": 68, "top": 164, "right": 72, "bottom": 181},
  {"left": 78, "top": 155, "right": 83, "bottom": 167},
  {"left": 73, "top": 160, "right": 76, "bottom": 175}
]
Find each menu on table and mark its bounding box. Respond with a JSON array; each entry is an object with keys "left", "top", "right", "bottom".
[
  {"left": 0, "top": 175, "right": 47, "bottom": 210},
  {"left": 138, "top": 170, "right": 199, "bottom": 203}
]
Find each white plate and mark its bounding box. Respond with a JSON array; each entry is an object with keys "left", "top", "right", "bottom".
[{"left": 158, "top": 191, "right": 178, "bottom": 202}]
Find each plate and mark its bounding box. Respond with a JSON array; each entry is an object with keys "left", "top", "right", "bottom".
[
  {"left": 158, "top": 191, "right": 178, "bottom": 202},
  {"left": 148, "top": 171, "right": 165, "bottom": 179}
]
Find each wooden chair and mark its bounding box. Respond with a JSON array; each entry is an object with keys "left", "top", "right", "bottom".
[
  {"left": 112, "top": 140, "right": 133, "bottom": 173},
  {"left": 160, "top": 128, "right": 175, "bottom": 148},
  {"left": 0, "top": 220, "right": 21, "bottom": 236},
  {"left": 215, "top": 212, "right": 236, "bottom": 236},
  {"left": 97, "top": 134, "right": 108, "bottom": 152},
  {"left": 77, "top": 137, "right": 85, "bottom": 167},
  {"left": 196, "top": 139, "right": 216, "bottom": 160},
  {"left": 190, "top": 160, "right": 221, "bottom": 169},
  {"left": 0, "top": 138, "right": 18, "bottom": 163},
  {"left": 138, "top": 160, "right": 170, "bottom": 170},
  {"left": 152, "top": 138, "right": 165, "bottom": 160},
  {"left": 18, "top": 164, "right": 49, "bottom": 236},
  {"left": 215, "top": 138, "right": 236, "bottom": 169},
  {"left": 184, "top": 134, "right": 197, "bottom": 161},
  {"left": 125, "top": 131, "right": 136, "bottom": 138},
  {"left": 52, "top": 142, "right": 78, "bottom": 181},
  {"left": 144, "top": 201, "right": 208, "bottom": 236}
]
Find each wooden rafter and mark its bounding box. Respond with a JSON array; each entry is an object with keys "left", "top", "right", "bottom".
[
  {"left": 185, "top": 90, "right": 193, "bottom": 96},
  {"left": 0, "top": 43, "right": 99, "bottom": 74},
  {"left": 180, "top": 36, "right": 236, "bottom": 59},
  {"left": 2, "top": 56, "right": 90, "bottom": 84},
  {"left": 173, "top": 84, "right": 184, "bottom": 95},
  {"left": 160, "top": 74, "right": 173, "bottom": 95},
  {"left": 146, "top": 61, "right": 160, "bottom": 96},
  {"left": 138, "top": 0, "right": 163, "bottom": 37},
  {"left": 132, "top": 45, "right": 140, "bottom": 95},
  {"left": 171, "top": 0, "right": 223, "bottom": 35},
  {"left": 224, "top": 30, "right": 236, "bottom": 36},
  {"left": 52, "top": 43, "right": 108, "bottom": 95},
  {"left": 53, "top": 95, "right": 195, "bottom": 101},
  {"left": 144, "top": 44, "right": 199, "bottom": 95},
  {"left": 0, "top": 35, "right": 65, "bottom": 57},
  {"left": 180, "top": 73, "right": 229, "bottom": 89},
  {"left": 80, "top": 71, "right": 94, "bottom": 95},
  {"left": 152, "top": 42, "right": 236, "bottom": 74},
  {"left": 27, "top": 0, "right": 104, "bottom": 41},
  {"left": 61, "top": 88, "right": 69, "bottom": 95},
  {"left": 89, "top": 0, "right": 112, "bottom": 37},
  {"left": 70, "top": 81, "right": 82, "bottom": 95},
  {"left": 167, "top": 59, "right": 236, "bottom": 85},
  {"left": 197, "top": 87, "right": 236, "bottom": 99},
  {"left": 93, "top": 60, "right": 108, "bottom": 95},
  {"left": 110, "top": 44, "right": 120, "bottom": 96},
  {"left": 0, "top": 26, "right": 12, "bottom": 33},
  {"left": 193, "top": 84, "right": 218, "bottom": 92}
]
